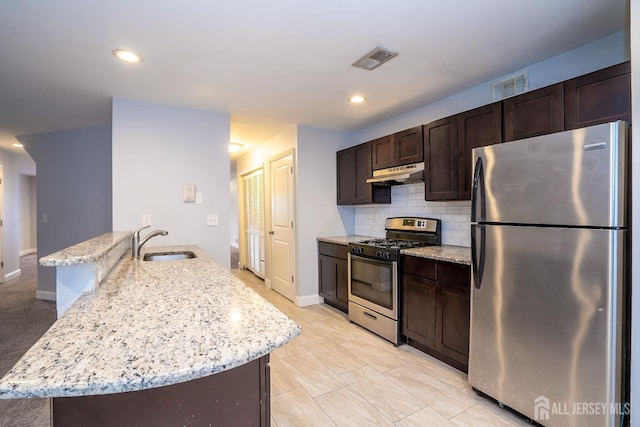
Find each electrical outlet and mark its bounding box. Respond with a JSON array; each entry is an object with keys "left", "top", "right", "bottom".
[
  {"left": 206, "top": 214, "right": 219, "bottom": 226},
  {"left": 142, "top": 214, "right": 152, "bottom": 226}
]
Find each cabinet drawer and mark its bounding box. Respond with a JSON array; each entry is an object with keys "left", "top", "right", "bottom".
[
  {"left": 318, "top": 241, "right": 348, "bottom": 259},
  {"left": 333, "top": 244, "right": 348, "bottom": 260},
  {"left": 318, "top": 241, "right": 334, "bottom": 256},
  {"left": 436, "top": 262, "right": 471, "bottom": 288},
  {"left": 403, "top": 256, "right": 436, "bottom": 280}
]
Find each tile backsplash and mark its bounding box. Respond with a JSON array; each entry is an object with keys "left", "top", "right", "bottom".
[{"left": 354, "top": 183, "right": 471, "bottom": 247}]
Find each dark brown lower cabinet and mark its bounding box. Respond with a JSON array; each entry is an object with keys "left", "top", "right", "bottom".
[
  {"left": 318, "top": 241, "right": 348, "bottom": 313},
  {"left": 402, "top": 256, "right": 471, "bottom": 372},
  {"left": 52, "top": 355, "right": 270, "bottom": 427}
]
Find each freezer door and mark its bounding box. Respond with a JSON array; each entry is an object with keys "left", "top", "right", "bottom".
[
  {"left": 471, "top": 121, "right": 627, "bottom": 228},
  {"left": 469, "top": 225, "right": 624, "bottom": 427}
]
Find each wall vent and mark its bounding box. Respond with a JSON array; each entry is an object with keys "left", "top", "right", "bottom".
[
  {"left": 352, "top": 47, "right": 398, "bottom": 71},
  {"left": 491, "top": 71, "right": 528, "bottom": 101}
]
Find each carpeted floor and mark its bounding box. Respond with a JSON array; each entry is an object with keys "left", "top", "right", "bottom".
[{"left": 0, "top": 254, "right": 56, "bottom": 427}]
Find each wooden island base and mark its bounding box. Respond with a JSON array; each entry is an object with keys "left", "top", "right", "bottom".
[{"left": 52, "top": 356, "right": 270, "bottom": 427}]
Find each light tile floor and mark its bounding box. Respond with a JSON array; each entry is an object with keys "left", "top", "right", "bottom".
[{"left": 233, "top": 270, "right": 532, "bottom": 427}]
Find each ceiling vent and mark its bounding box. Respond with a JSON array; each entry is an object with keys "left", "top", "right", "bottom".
[
  {"left": 352, "top": 47, "right": 398, "bottom": 71},
  {"left": 492, "top": 71, "right": 528, "bottom": 101}
]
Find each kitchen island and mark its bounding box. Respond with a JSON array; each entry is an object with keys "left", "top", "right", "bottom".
[{"left": 0, "top": 239, "right": 301, "bottom": 426}]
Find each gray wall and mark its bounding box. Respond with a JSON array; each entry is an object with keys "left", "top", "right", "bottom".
[
  {"left": 19, "top": 126, "right": 113, "bottom": 298},
  {"left": 18, "top": 174, "right": 37, "bottom": 253},
  {"left": 0, "top": 149, "right": 35, "bottom": 279},
  {"left": 111, "top": 98, "right": 231, "bottom": 267},
  {"left": 295, "top": 125, "right": 353, "bottom": 305}
]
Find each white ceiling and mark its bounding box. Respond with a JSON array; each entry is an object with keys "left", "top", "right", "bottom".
[{"left": 0, "top": 0, "right": 628, "bottom": 156}]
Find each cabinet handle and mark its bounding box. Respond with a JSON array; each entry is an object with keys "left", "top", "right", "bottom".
[
  {"left": 268, "top": 231, "right": 274, "bottom": 235},
  {"left": 363, "top": 312, "right": 377, "bottom": 321}
]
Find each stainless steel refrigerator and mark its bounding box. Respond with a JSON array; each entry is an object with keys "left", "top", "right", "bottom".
[{"left": 468, "top": 121, "right": 628, "bottom": 427}]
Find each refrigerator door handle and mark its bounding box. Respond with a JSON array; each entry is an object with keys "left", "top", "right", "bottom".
[
  {"left": 471, "top": 224, "right": 485, "bottom": 289},
  {"left": 471, "top": 156, "right": 485, "bottom": 223}
]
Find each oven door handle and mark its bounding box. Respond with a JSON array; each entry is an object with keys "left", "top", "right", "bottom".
[{"left": 349, "top": 253, "right": 395, "bottom": 266}]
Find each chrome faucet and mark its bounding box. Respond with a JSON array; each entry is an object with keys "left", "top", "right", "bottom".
[{"left": 131, "top": 225, "right": 168, "bottom": 258}]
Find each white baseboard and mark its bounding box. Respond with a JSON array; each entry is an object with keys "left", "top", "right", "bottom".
[
  {"left": 36, "top": 290, "right": 56, "bottom": 301},
  {"left": 265, "top": 278, "right": 272, "bottom": 289},
  {"left": 4, "top": 269, "right": 21, "bottom": 281},
  {"left": 295, "top": 294, "right": 324, "bottom": 307},
  {"left": 19, "top": 248, "right": 37, "bottom": 256}
]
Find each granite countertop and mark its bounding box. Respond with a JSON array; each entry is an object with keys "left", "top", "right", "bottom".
[
  {"left": 317, "top": 235, "right": 376, "bottom": 246},
  {"left": 401, "top": 245, "right": 471, "bottom": 265},
  {"left": 40, "top": 231, "right": 132, "bottom": 266},
  {"left": 0, "top": 245, "right": 301, "bottom": 399},
  {"left": 318, "top": 235, "right": 470, "bottom": 265}
]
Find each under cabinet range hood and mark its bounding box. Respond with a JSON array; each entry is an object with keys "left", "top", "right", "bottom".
[{"left": 366, "top": 162, "right": 425, "bottom": 185}]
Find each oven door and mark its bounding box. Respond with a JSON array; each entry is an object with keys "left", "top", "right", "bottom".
[{"left": 348, "top": 254, "right": 398, "bottom": 320}]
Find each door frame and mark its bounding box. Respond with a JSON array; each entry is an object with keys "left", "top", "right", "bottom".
[{"left": 265, "top": 149, "right": 296, "bottom": 296}]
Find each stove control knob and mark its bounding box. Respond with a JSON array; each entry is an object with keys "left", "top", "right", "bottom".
[
  {"left": 376, "top": 250, "right": 383, "bottom": 258},
  {"left": 384, "top": 252, "right": 391, "bottom": 259}
]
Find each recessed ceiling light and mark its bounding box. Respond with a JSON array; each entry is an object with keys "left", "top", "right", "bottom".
[
  {"left": 229, "top": 142, "right": 244, "bottom": 153},
  {"left": 349, "top": 95, "right": 366, "bottom": 104},
  {"left": 112, "top": 49, "right": 143, "bottom": 63},
  {"left": 12, "top": 143, "right": 23, "bottom": 148}
]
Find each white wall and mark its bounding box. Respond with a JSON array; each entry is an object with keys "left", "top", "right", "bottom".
[
  {"left": 350, "top": 31, "right": 630, "bottom": 248},
  {"left": 112, "top": 98, "right": 231, "bottom": 267},
  {"left": 18, "top": 174, "right": 37, "bottom": 254},
  {"left": 230, "top": 177, "right": 239, "bottom": 248},
  {"left": 236, "top": 126, "right": 297, "bottom": 175},
  {"left": 296, "top": 125, "right": 353, "bottom": 305}
]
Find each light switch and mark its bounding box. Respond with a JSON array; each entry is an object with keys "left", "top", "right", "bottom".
[
  {"left": 206, "top": 214, "right": 219, "bottom": 226},
  {"left": 195, "top": 192, "right": 203, "bottom": 205},
  {"left": 183, "top": 184, "right": 196, "bottom": 202},
  {"left": 142, "top": 214, "right": 151, "bottom": 226}
]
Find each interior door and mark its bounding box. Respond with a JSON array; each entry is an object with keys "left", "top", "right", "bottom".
[{"left": 269, "top": 153, "right": 295, "bottom": 301}]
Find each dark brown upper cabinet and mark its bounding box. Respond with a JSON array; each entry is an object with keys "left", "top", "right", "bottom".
[
  {"left": 371, "top": 135, "right": 394, "bottom": 169},
  {"left": 372, "top": 126, "right": 424, "bottom": 170},
  {"left": 423, "top": 104, "right": 501, "bottom": 202},
  {"left": 503, "top": 83, "right": 564, "bottom": 142},
  {"left": 564, "top": 61, "right": 631, "bottom": 130},
  {"left": 424, "top": 116, "right": 459, "bottom": 201},
  {"left": 337, "top": 142, "right": 391, "bottom": 205},
  {"left": 457, "top": 103, "right": 502, "bottom": 200}
]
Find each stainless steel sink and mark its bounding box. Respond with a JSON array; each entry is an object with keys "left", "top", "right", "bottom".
[{"left": 142, "top": 251, "right": 197, "bottom": 261}]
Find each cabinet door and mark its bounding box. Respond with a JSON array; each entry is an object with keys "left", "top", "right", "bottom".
[
  {"left": 424, "top": 116, "right": 459, "bottom": 200},
  {"left": 435, "top": 284, "right": 470, "bottom": 366},
  {"left": 318, "top": 254, "right": 335, "bottom": 301},
  {"left": 371, "top": 135, "right": 394, "bottom": 170},
  {"left": 337, "top": 143, "right": 390, "bottom": 205},
  {"left": 395, "top": 126, "right": 424, "bottom": 165},
  {"left": 564, "top": 61, "right": 631, "bottom": 130},
  {"left": 402, "top": 274, "right": 437, "bottom": 348},
  {"left": 335, "top": 258, "right": 349, "bottom": 312},
  {"left": 353, "top": 143, "right": 374, "bottom": 203},
  {"left": 457, "top": 103, "right": 502, "bottom": 200},
  {"left": 503, "top": 83, "right": 564, "bottom": 141},
  {"left": 336, "top": 148, "right": 355, "bottom": 205}
]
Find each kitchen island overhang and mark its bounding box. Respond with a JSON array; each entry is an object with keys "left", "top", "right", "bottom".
[{"left": 0, "top": 238, "right": 300, "bottom": 425}]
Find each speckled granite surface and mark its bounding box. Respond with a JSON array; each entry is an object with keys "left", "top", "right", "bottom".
[
  {"left": 318, "top": 236, "right": 470, "bottom": 265},
  {"left": 39, "top": 232, "right": 132, "bottom": 266},
  {"left": 317, "top": 235, "right": 375, "bottom": 246},
  {"left": 0, "top": 245, "right": 301, "bottom": 399},
  {"left": 401, "top": 245, "right": 471, "bottom": 265}
]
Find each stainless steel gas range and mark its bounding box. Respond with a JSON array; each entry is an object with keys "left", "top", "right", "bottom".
[{"left": 348, "top": 217, "right": 441, "bottom": 345}]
